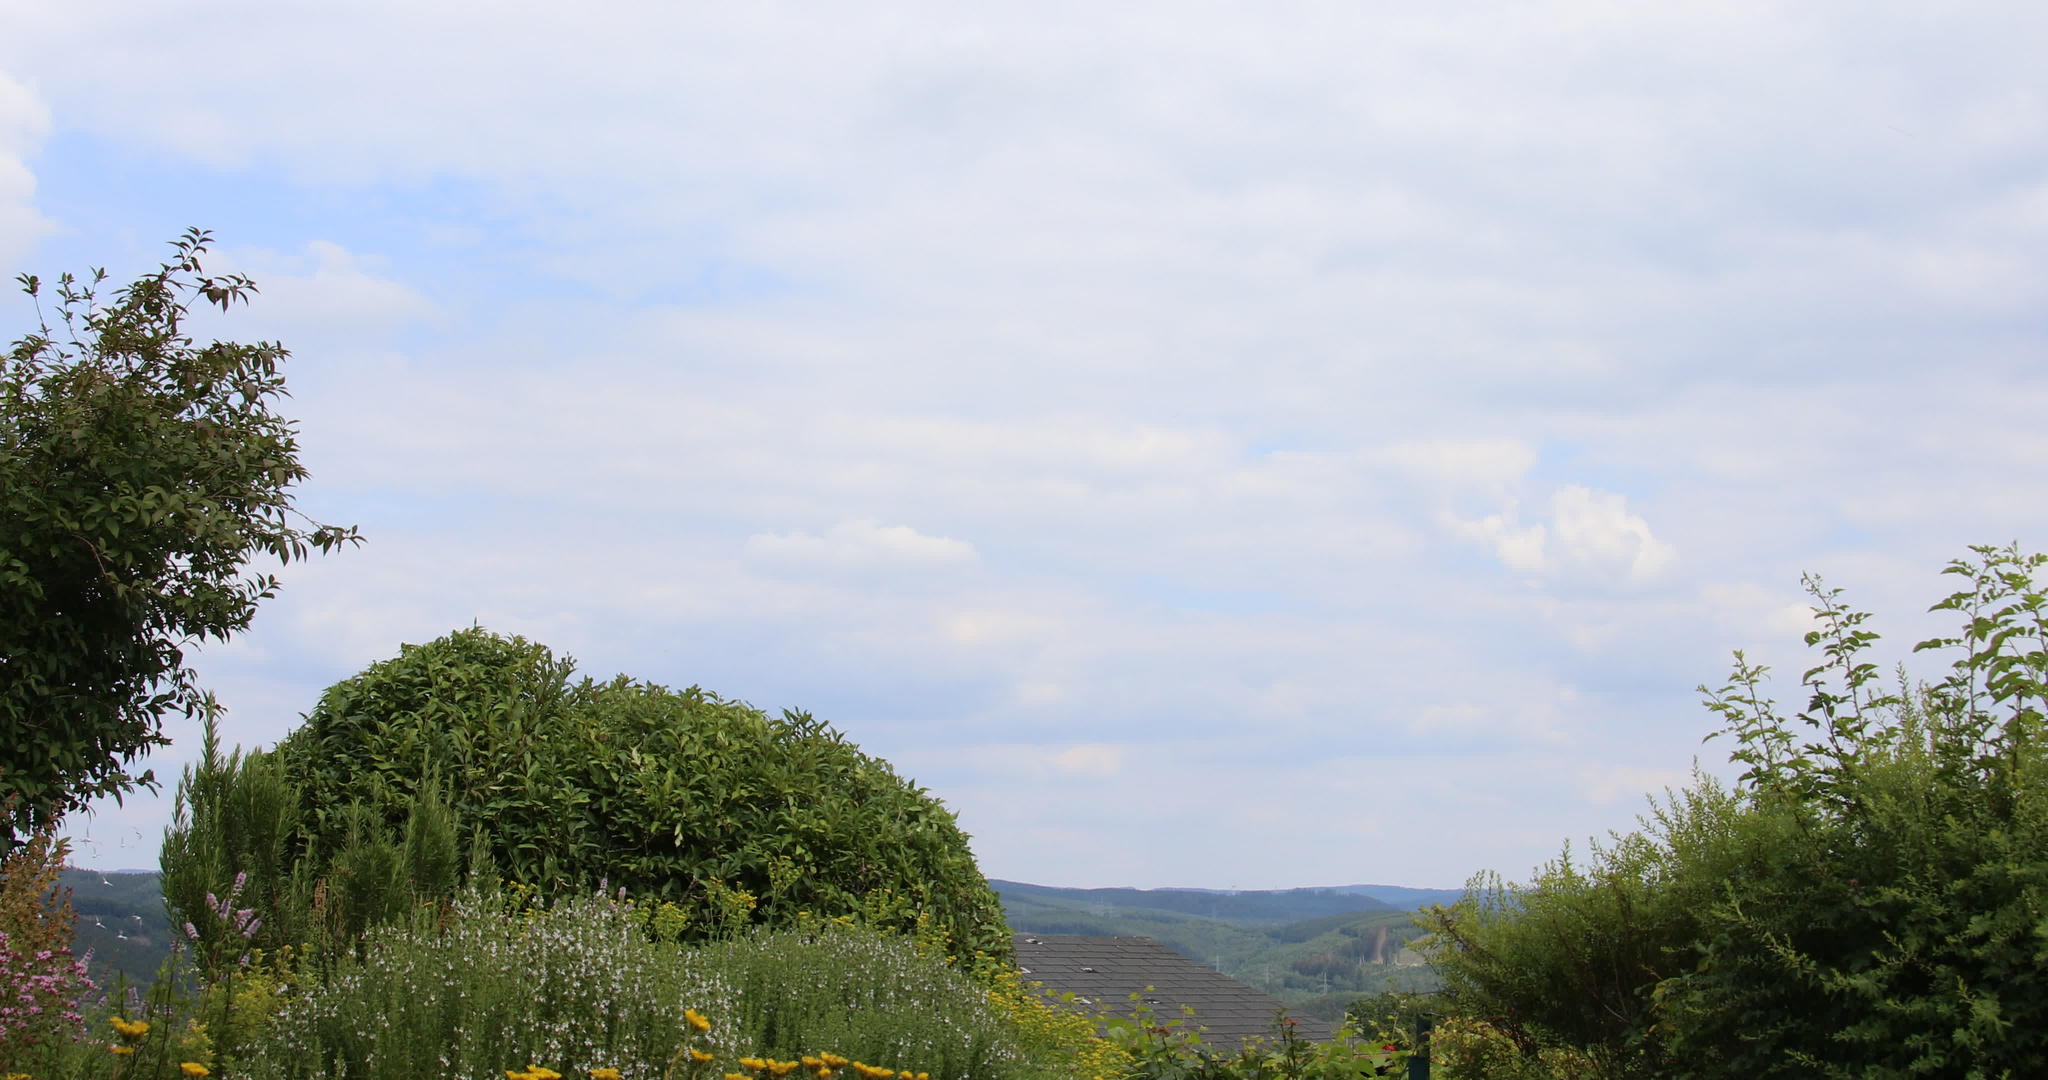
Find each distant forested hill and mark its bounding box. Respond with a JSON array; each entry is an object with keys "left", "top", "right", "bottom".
[
  {"left": 991, "top": 880, "right": 1455, "bottom": 1021},
  {"left": 57, "top": 869, "right": 1459, "bottom": 1019},
  {"left": 59, "top": 869, "right": 173, "bottom": 989}
]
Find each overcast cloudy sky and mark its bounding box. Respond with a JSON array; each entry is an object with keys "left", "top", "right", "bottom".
[{"left": 6, "top": 2, "right": 2046, "bottom": 888}]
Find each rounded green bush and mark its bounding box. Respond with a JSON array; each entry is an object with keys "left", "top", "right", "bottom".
[{"left": 258, "top": 626, "right": 1009, "bottom": 960}]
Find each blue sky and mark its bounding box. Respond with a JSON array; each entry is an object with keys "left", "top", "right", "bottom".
[{"left": 6, "top": 2, "right": 2047, "bottom": 887}]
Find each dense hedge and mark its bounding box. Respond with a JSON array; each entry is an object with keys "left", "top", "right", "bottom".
[
  {"left": 165, "top": 627, "right": 1010, "bottom": 966},
  {"left": 1419, "top": 545, "right": 2048, "bottom": 1078}
]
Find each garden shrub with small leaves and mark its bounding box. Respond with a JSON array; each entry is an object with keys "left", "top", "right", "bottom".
[
  {"left": 165, "top": 628, "right": 1011, "bottom": 968},
  {"left": 1421, "top": 544, "right": 2048, "bottom": 1079},
  {"left": 0, "top": 826, "right": 95, "bottom": 1061}
]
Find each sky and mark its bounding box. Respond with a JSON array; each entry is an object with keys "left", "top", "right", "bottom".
[{"left": 5, "top": 2, "right": 2047, "bottom": 889}]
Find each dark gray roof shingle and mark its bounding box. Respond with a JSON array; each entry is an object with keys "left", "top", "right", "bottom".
[{"left": 1013, "top": 934, "right": 1335, "bottom": 1047}]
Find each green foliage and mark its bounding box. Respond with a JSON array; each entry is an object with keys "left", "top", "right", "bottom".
[
  {"left": 985, "top": 966, "right": 1136, "bottom": 1080},
  {"left": 1102, "top": 995, "right": 1398, "bottom": 1080},
  {"left": 1656, "top": 544, "right": 2048, "bottom": 1077},
  {"left": 62, "top": 867, "right": 175, "bottom": 989},
  {"left": 0, "top": 230, "right": 359, "bottom": 844},
  {"left": 1420, "top": 543, "right": 2048, "bottom": 1078},
  {"left": 0, "top": 824, "right": 95, "bottom": 1059},
  {"left": 996, "top": 882, "right": 1431, "bottom": 1018},
  {"left": 1415, "top": 775, "right": 1756, "bottom": 1078},
  {"left": 208, "top": 884, "right": 1067, "bottom": 1080},
  {"left": 166, "top": 626, "right": 1011, "bottom": 966},
  {"left": 159, "top": 716, "right": 327, "bottom": 977},
  {"left": 231, "top": 886, "right": 742, "bottom": 1079},
  {"left": 703, "top": 923, "right": 1052, "bottom": 1078}
]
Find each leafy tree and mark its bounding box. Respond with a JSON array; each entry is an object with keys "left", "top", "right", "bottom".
[
  {"left": 0, "top": 230, "right": 359, "bottom": 844},
  {"left": 1658, "top": 544, "right": 2048, "bottom": 1077},
  {"left": 1417, "top": 775, "right": 1759, "bottom": 1079},
  {"left": 1421, "top": 544, "right": 2048, "bottom": 1078},
  {"left": 164, "top": 627, "right": 1014, "bottom": 968}
]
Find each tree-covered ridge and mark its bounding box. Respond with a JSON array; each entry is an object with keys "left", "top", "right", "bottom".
[{"left": 994, "top": 880, "right": 1438, "bottom": 1021}]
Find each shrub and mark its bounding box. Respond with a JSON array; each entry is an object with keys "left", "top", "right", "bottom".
[
  {"left": 0, "top": 826, "right": 94, "bottom": 1060},
  {"left": 1415, "top": 774, "right": 1758, "bottom": 1078},
  {"left": 235, "top": 885, "right": 742, "bottom": 1079},
  {"left": 1419, "top": 544, "right": 2048, "bottom": 1078},
  {"left": 703, "top": 924, "right": 1053, "bottom": 1079},
  {"left": 229, "top": 884, "right": 1073, "bottom": 1080},
  {"left": 984, "top": 966, "right": 1134, "bottom": 1080},
  {"left": 166, "top": 627, "right": 1011, "bottom": 965},
  {"left": 1656, "top": 546, "right": 2048, "bottom": 1076}
]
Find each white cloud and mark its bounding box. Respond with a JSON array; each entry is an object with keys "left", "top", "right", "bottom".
[
  {"left": 1550, "top": 486, "right": 1677, "bottom": 584},
  {"left": 1578, "top": 764, "right": 1698, "bottom": 808},
  {"left": 1453, "top": 487, "right": 1676, "bottom": 586},
  {"left": 1372, "top": 439, "right": 1539, "bottom": 499},
  {"left": 0, "top": 68, "right": 49, "bottom": 269},
  {"left": 1452, "top": 501, "right": 1551, "bottom": 575},
  {"left": 745, "top": 519, "right": 978, "bottom": 573},
  {"left": 16, "top": 2, "right": 2048, "bottom": 890},
  {"left": 225, "top": 240, "right": 439, "bottom": 335}
]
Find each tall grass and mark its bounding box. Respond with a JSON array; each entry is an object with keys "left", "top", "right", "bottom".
[
  {"left": 233, "top": 887, "right": 738, "bottom": 1080},
  {"left": 706, "top": 925, "right": 1038, "bottom": 1079},
  {"left": 199, "top": 885, "right": 1075, "bottom": 1080}
]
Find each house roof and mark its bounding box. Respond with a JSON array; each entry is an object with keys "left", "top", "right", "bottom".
[{"left": 1013, "top": 933, "right": 1336, "bottom": 1047}]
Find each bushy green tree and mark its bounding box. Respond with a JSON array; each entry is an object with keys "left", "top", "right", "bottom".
[
  {"left": 1418, "top": 775, "right": 1760, "bottom": 1079},
  {"left": 0, "top": 230, "right": 358, "bottom": 844},
  {"left": 1656, "top": 545, "right": 2048, "bottom": 1077},
  {"left": 165, "top": 627, "right": 1012, "bottom": 968},
  {"left": 1421, "top": 544, "right": 2048, "bottom": 1079}
]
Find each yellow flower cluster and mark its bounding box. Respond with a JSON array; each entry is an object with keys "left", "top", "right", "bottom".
[
  {"left": 773, "top": 1053, "right": 923, "bottom": 1080},
  {"left": 180, "top": 1065, "right": 212, "bottom": 1078},
  {"left": 505, "top": 1066, "right": 626, "bottom": 1080},
  {"left": 110, "top": 1016, "right": 150, "bottom": 1039},
  {"left": 685, "top": 1008, "right": 712, "bottom": 1032}
]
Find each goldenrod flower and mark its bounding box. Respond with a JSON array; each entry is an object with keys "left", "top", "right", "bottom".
[
  {"left": 800, "top": 1057, "right": 822, "bottom": 1068},
  {"left": 738, "top": 1058, "right": 767, "bottom": 1071},
  {"left": 767, "top": 1061, "right": 800, "bottom": 1077},
  {"left": 820, "top": 1054, "right": 849, "bottom": 1068},
  {"left": 181, "top": 1064, "right": 212, "bottom": 1078},
  {"left": 110, "top": 1016, "right": 150, "bottom": 1038},
  {"left": 691, "top": 1049, "right": 715, "bottom": 1063},
  {"left": 726, "top": 1075, "right": 749, "bottom": 1080},
  {"left": 591, "top": 1070, "right": 624, "bottom": 1080},
  {"left": 684, "top": 1008, "right": 712, "bottom": 1032},
  {"left": 111, "top": 1046, "right": 137, "bottom": 1056}
]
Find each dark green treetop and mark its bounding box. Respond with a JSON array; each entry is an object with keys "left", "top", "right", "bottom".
[
  {"left": 171, "top": 627, "right": 1013, "bottom": 965},
  {"left": 1, "top": 230, "right": 359, "bottom": 844}
]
